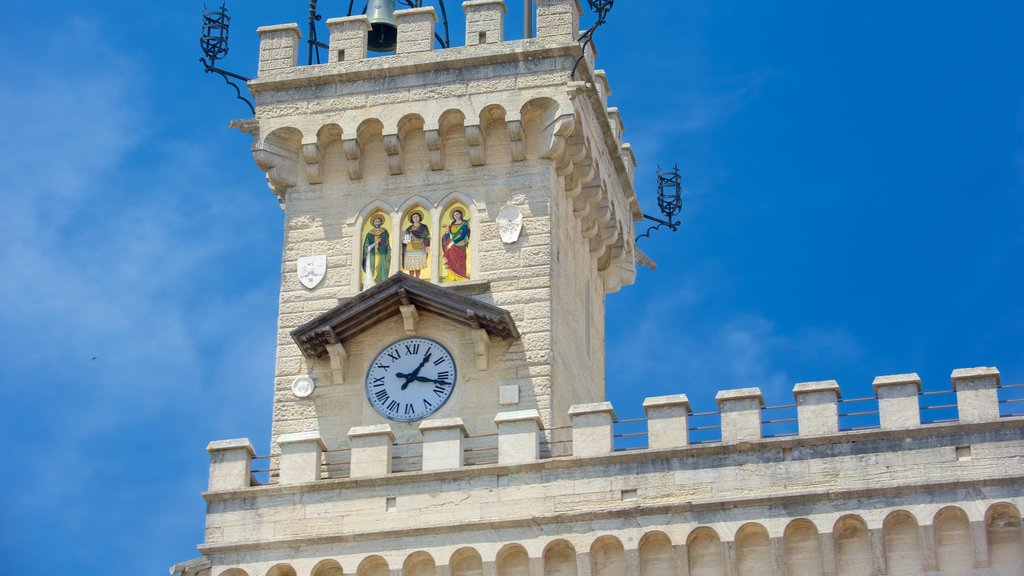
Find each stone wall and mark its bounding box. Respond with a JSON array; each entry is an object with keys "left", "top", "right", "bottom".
[{"left": 202, "top": 368, "right": 1024, "bottom": 575}]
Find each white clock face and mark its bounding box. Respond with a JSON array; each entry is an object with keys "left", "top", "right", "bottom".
[{"left": 365, "top": 337, "right": 457, "bottom": 422}]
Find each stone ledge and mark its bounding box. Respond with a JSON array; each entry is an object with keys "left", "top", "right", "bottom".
[
  {"left": 951, "top": 366, "right": 1000, "bottom": 383},
  {"left": 256, "top": 23, "right": 302, "bottom": 36},
  {"left": 419, "top": 417, "right": 468, "bottom": 434},
  {"left": 872, "top": 373, "right": 922, "bottom": 391},
  {"left": 277, "top": 431, "right": 325, "bottom": 447},
  {"left": 793, "top": 380, "right": 841, "bottom": 396},
  {"left": 642, "top": 394, "right": 690, "bottom": 409},
  {"left": 206, "top": 438, "right": 255, "bottom": 455},
  {"left": 348, "top": 424, "right": 396, "bottom": 441},
  {"left": 494, "top": 409, "right": 542, "bottom": 424},
  {"left": 568, "top": 401, "right": 615, "bottom": 417},
  {"left": 715, "top": 387, "right": 764, "bottom": 404}
]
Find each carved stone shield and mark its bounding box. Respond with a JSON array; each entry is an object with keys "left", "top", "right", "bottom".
[
  {"left": 297, "top": 255, "right": 327, "bottom": 289},
  {"left": 496, "top": 205, "right": 524, "bottom": 244}
]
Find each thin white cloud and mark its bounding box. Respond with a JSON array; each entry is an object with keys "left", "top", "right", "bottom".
[{"left": 606, "top": 273, "right": 863, "bottom": 414}]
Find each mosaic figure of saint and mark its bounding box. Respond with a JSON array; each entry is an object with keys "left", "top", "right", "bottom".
[
  {"left": 442, "top": 208, "right": 470, "bottom": 282},
  {"left": 362, "top": 215, "right": 391, "bottom": 290},
  {"left": 401, "top": 211, "right": 431, "bottom": 279}
]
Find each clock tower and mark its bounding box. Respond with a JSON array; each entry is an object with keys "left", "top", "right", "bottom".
[
  {"left": 240, "top": 0, "right": 640, "bottom": 456},
  {"left": 175, "top": 3, "right": 1024, "bottom": 575}
]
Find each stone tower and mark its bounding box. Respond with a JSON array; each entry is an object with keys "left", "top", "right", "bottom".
[
  {"left": 172, "top": 2, "right": 1024, "bottom": 575},
  {"left": 242, "top": 0, "right": 638, "bottom": 455}
]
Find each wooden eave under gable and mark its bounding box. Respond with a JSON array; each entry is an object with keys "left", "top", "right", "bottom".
[{"left": 291, "top": 273, "right": 520, "bottom": 359}]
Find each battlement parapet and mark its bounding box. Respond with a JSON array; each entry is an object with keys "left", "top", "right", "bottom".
[
  {"left": 199, "top": 367, "right": 1024, "bottom": 574},
  {"left": 208, "top": 366, "right": 1022, "bottom": 491}
]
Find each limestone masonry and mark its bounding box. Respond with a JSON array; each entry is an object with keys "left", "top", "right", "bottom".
[{"left": 173, "top": 1, "right": 1024, "bottom": 575}]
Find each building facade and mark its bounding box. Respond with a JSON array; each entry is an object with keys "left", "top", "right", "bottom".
[{"left": 173, "top": 2, "right": 1024, "bottom": 574}]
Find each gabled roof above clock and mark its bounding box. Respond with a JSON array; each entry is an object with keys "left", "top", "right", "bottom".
[{"left": 291, "top": 273, "right": 520, "bottom": 360}]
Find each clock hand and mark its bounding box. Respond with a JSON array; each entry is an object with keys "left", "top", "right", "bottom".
[
  {"left": 397, "top": 350, "right": 433, "bottom": 390},
  {"left": 409, "top": 375, "right": 451, "bottom": 385}
]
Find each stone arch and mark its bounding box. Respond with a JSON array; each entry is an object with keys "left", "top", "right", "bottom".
[
  {"left": 396, "top": 113, "right": 428, "bottom": 173},
  {"left": 397, "top": 197, "right": 435, "bottom": 280},
  {"left": 589, "top": 535, "right": 626, "bottom": 576},
  {"left": 734, "top": 523, "right": 771, "bottom": 576},
  {"left": 478, "top": 104, "right": 512, "bottom": 164},
  {"left": 403, "top": 551, "right": 437, "bottom": 576},
  {"left": 985, "top": 502, "right": 1024, "bottom": 575},
  {"left": 638, "top": 531, "right": 674, "bottom": 576},
  {"left": 934, "top": 506, "right": 974, "bottom": 576},
  {"left": 356, "top": 118, "right": 387, "bottom": 180},
  {"left": 257, "top": 126, "right": 303, "bottom": 196},
  {"left": 686, "top": 527, "right": 725, "bottom": 576},
  {"left": 449, "top": 547, "right": 483, "bottom": 576},
  {"left": 316, "top": 122, "right": 345, "bottom": 182},
  {"left": 438, "top": 108, "right": 469, "bottom": 170},
  {"left": 495, "top": 543, "right": 530, "bottom": 576},
  {"left": 311, "top": 559, "right": 344, "bottom": 576},
  {"left": 317, "top": 122, "right": 343, "bottom": 143},
  {"left": 356, "top": 555, "right": 390, "bottom": 576},
  {"left": 883, "top": 510, "right": 923, "bottom": 576},
  {"left": 783, "top": 519, "right": 823, "bottom": 576},
  {"left": 542, "top": 539, "right": 578, "bottom": 576},
  {"left": 520, "top": 97, "right": 564, "bottom": 160},
  {"left": 267, "top": 564, "right": 298, "bottom": 576},
  {"left": 833, "top": 515, "right": 872, "bottom": 576}
]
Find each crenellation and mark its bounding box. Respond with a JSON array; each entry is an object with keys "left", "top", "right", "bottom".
[
  {"left": 256, "top": 24, "right": 302, "bottom": 75},
  {"left": 326, "top": 15, "right": 371, "bottom": 63},
  {"left": 716, "top": 387, "right": 765, "bottom": 443},
  {"left": 873, "top": 373, "right": 922, "bottom": 429},
  {"left": 535, "top": 0, "right": 582, "bottom": 41},
  {"left": 951, "top": 366, "right": 1001, "bottom": 423},
  {"left": 794, "top": 380, "right": 841, "bottom": 437},
  {"left": 395, "top": 7, "right": 438, "bottom": 54},
  {"left": 462, "top": 0, "right": 506, "bottom": 46}
]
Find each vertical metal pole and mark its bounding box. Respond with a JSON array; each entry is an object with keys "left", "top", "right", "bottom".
[{"left": 524, "top": 0, "right": 534, "bottom": 38}]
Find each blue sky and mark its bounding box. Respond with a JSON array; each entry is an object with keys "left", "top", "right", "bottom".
[{"left": 0, "top": 1, "right": 1021, "bottom": 574}]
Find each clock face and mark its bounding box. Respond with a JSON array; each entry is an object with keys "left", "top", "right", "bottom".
[{"left": 365, "top": 337, "right": 457, "bottom": 422}]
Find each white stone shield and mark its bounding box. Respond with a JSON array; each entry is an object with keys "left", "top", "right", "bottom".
[
  {"left": 297, "top": 255, "right": 327, "bottom": 289},
  {"left": 496, "top": 205, "right": 524, "bottom": 244}
]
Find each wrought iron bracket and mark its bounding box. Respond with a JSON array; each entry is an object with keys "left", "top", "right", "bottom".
[
  {"left": 200, "top": 4, "right": 255, "bottom": 114},
  {"left": 572, "top": 0, "right": 613, "bottom": 79},
  {"left": 636, "top": 165, "right": 683, "bottom": 242}
]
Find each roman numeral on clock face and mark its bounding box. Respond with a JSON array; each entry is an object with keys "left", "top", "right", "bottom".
[
  {"left": 405, "top": 343, "right": 420, "bottom": 355},
  {"left": 436, "top": 370, "right": 450, "bottom": 381},
  {"left": 386, "top": 350, "right": 401, "bottom": 362},
  {"left": 374, "top": 389, "right": 388, "bottom": 402}
]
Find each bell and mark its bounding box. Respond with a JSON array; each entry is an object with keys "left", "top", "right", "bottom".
[{"left": 366, "top": 0, "right": 398, "bottom": 52}]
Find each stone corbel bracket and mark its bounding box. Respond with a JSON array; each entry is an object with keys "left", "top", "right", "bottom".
[
  {"left": 424, "top": 129, "right": 445, "bottom": 170},
  {"left": 325, "top": 342, "right": 348, "bottom": 384},
  {"left": 342, "top": 138, "right": 362, "bottom": 180},
  {"left": 506, "top": 120, "right": 526, "bottom": 162},
  {"left": 302, "top": 143, "right": 322, "bottom": 184},
  {"left": 465, "top": 124, "right": 487, "bottom": 167},
  {"left": 253, "top": 145, "right": 298, "bottom": 202},
  {"left": 383, "top": 133, "right": 404, "bottom": 175}
]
